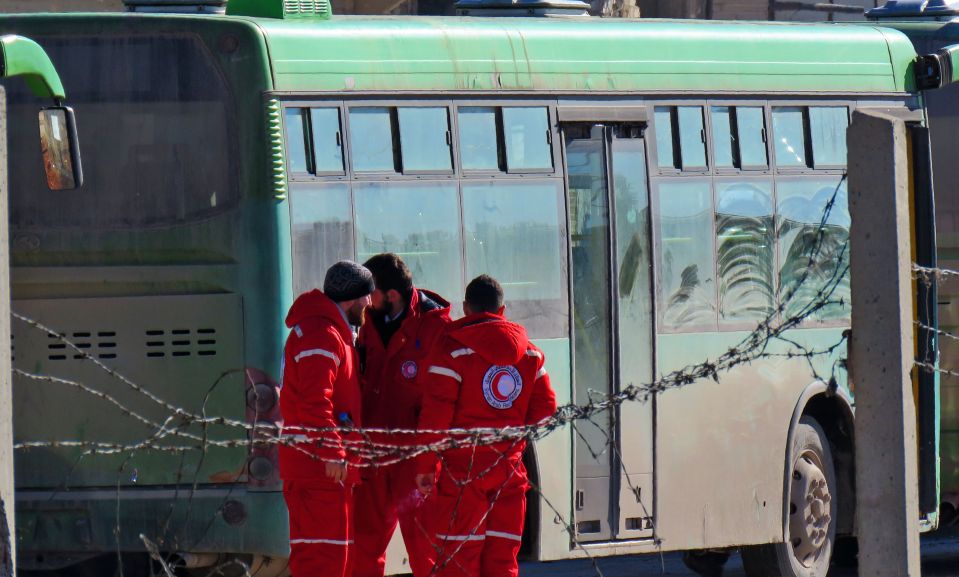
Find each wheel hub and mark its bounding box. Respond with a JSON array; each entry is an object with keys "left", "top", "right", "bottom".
[{"left": 789, "top": 452, "right": 832, "bottom": 568}]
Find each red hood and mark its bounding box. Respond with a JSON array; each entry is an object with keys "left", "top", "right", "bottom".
[
  {"left": 285, "top": 289, "right": 351, "bottom": 341},
  {"left": 412, "top": 287, "right": 451, "bottom": 319},
  {"left": 447, "top": 312, "right": 530, "bottom": 366}
]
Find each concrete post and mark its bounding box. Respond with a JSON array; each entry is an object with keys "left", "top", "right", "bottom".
[{"left": 848, "top": 109, "right": 921, "bottom": 576}]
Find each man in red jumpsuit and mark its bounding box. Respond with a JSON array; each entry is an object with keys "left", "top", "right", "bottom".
[
  {"left": 353, "top": 253, "right": 451, "bottom": 577},
  {"left": 415, "top": 275, "right": 558, "bottom": 577},
  {"left": 280, "top": 260, "right": 374, "bottom": 577}
]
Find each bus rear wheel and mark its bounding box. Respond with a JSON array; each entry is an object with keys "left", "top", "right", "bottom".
[{"left": 742, "top": 416, "right": 836, "bottom": 577}]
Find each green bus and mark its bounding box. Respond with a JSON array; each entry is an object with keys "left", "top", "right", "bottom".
[{"left": 0, "top": 2, "right": 940, "bottom": 576}]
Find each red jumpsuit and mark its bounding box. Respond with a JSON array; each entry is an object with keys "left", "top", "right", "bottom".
[
  {"left": 417, "top": 312, "right": 557, "bottom": 577},
  {"left": 280, "top": 289, "right": 363, "bottom": 577},
  {"left": 352, "top": 288, "right": 451, "bottom": 577}
]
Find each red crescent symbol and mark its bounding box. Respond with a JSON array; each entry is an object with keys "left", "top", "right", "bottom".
[{"left": 491, "top": 371, "right": 514, "bottom": 402}]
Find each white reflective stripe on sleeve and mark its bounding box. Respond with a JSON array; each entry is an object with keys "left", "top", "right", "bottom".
[
  {"left": 293, "top": 324, "right": 303, "bottom": 338},
  {"left": 428, "top": 366, "right": 462, "bottom": 382},
  {"left": 486, "top": 530, "right": 523, "bottom": 542},
  {"left": 450, "top": 347, "right": 475, "bottom": 358},
  {"left": 525, "top": 349, "right": 542, "bottom": 359},
  {"left": 435, "top": 534, "right": 485, "bottom": 541},
  {"left": 536, "top": 367, "right": 548, "bottom": 380},
  {"left": 295, "top": 348, "right": 341, "bottom": 367},
  {"left": 290, "top": 538, "right": 354, "bottom": 546}
]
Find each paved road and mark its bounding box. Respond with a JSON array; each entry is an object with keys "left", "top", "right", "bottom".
[{"left": 520, "top": 535, "right": 959, "bottom": 576}]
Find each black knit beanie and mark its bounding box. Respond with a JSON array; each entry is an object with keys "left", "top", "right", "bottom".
[{"left": 323, "top": 260, "right": 375, "bottom": 302}]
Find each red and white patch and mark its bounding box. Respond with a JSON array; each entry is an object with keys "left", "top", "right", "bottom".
[
  {"left": 482, "top": 365, "right": 523, "bottom": 410},
  {"left": 401, "top": 360, "right": 418, "bottom": 379}
]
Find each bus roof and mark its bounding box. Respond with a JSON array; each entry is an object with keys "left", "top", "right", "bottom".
[
  {"left": 247, "top": 16, "right": 919, "bottom": 94},
  {"left": 0, "top": 13, "right": 920, "bottom": 95}
]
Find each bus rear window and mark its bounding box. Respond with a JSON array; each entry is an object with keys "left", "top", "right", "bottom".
[{"left": 6, "top": 34, "right": 236, "bottom": 231}]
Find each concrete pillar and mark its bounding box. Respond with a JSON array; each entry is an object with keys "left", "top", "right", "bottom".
[{"left": 848, "top": 109, "right": 921, "bottom": 576}]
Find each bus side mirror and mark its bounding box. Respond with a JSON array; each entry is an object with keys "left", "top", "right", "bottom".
[
  {"left": 916, "top": 44, "right": 959, "bottom": 90},
  {"left": 38, "top": 106, "right": 82, "bottom": 191}
]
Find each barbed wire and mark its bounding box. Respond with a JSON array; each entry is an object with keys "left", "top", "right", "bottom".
[{"left": 8, "top": 177, "right": 859, "bottom": 577}]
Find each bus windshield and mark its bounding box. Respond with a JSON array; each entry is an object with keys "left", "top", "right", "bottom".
[{"left": 5, "top": 33, "right": 235, "bottom": 233}]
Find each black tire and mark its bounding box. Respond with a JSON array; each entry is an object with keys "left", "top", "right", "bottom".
[{"left": 742, "top": 416, "right": 837, "bottom": 577}]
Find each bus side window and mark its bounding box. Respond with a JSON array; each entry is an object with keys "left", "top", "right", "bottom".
[
  {"left": 290, "top": 183, "right": 354, "bottom": 295},
  {"left": 715, "top": 178, "right": 775, "bottom": 325},
  {"left": 310, "top": 108, "right": 345, "bottom": 174},
  {"left": 711, "top": 106, "right": 769, "bottom": 170},
  {"left": 654, "top": 107, "right": 677, "bottom": 169},
  {"left": 350, "top": 107, "right": 399, "bottom": 173},
  {"left": 653, "top": 105, "right": 708, "bottom": 171},
  {"left": 353, "top": 181, "right": 463, "bottom": 301},
  {"left": 772, "top": 107, "right": 809, "bottom": 167},
  {"left": 285, "top": 108, "right": 312, "bottom": 175},
  {"left": 462, "top": 180, "right": 568, "bottom": 337},
  {"left": 654, "top": 178, "right": 717, "bottom": 331},
  {"left": 397, "top": 107, "right": 453, "bottom": 173},
  {"left": 736, "top": 107, "right": 768, "bottom": 168},
  {"left": 458, "top": 107, "right": 500, "bottom": 171},
  {"left": 776, "top": 177, "right": 850, "bottom": 322},
  {"left": 809, "top": 107, "right": 849, "bottom": 169},
  {"left": 502, "top": 107, "right": 553, "bottom": 171},
  {"left": 677, "top": 106, "right": 707, "bottom": 170}
]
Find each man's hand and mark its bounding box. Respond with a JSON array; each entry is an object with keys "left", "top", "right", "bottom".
[
  {"left": 325, "top": 460, "right": 348, "bottom": 483},
  {"left": 415, "top": 472, "right": 435, "bottom": 495}
]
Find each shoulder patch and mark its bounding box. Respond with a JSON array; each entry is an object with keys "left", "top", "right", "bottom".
[
  {"left": 401, "top": 360, "right": 418, "bottom": 379},
  {"left": 482, "top": 365, "right": 523, "bottom": 410}
]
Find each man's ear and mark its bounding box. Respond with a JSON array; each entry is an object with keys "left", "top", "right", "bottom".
[
  {"left": 463, "top": 301, "right": 472, "bottom": 316},
  {"left": 496, "top": 305, "right": 506, "bottom": 316}
]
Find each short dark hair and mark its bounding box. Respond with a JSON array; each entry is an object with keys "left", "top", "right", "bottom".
[
  {"left": 465, "top": 275, "right": 504, "bottom": 314},
  {"left": 363, "top": 253, "right": 414, "bottom": 302}
]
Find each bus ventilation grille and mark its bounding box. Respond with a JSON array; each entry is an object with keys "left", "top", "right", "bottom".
[
  {"left": 284, "top": 0, "right": 332, "bottom": 17},
  {"left": 47, "top": 331, "right": 117, "bottom": 361},
  {"left": 145, "top": 328, "right": 218, "bottom": 359}
]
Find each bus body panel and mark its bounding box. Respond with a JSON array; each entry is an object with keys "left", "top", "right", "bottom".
[{"left": 655, "top": 330, "right": 847, "bottom": 549}]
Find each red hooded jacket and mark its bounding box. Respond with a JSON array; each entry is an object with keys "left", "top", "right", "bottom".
[
  {"left": 279, "top": 289, "right": 362, "bottom": 481},
  {"left": 417, "top": 312, "right": 557, "bottom": 473},
  {"left": 357, "top": 288, "right": 451, "bottom": 432}
]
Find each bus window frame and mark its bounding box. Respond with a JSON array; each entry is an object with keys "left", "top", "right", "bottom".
[
  {"left": 708, "top": 100, "right": 773, "bottom": 176},
  {"left": 648, "top": 97, "right": 858, "bottom": 335},
  {"left": 282, "top": 107, "right": 313, "bottom": 178},
  {"left": 283, "top": 99, "right": 350, "bottom": 183},
  {"left": 393, "top": 103, "right": 456, "bottom": 177},
  {"left": 345, "top": 104, "right": 403, "bottom": 177},
  {"left": 452, "top": 99, "right": 562, "bottom": 178},
  {"left": 647, "top": 99, "right": 710, "bottom": 177},
  {"left": 281, "top": 96, "right": 568, "bottom": 337},
  {"left": 309, "top": 106, "right": 348, "bottom": 177},
  {"left": 774, "top": 173, "right": 852, "bottom": 329},
  {"left": 768, "top": 98, "right": 854, "bottom": 175},
  {"left": 807, "top": 105, "right": 851, "bottom": 172}
]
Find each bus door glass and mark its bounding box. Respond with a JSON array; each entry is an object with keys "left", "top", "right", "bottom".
[{"left": 564, "top": 123, "right": 655, "bottom": 543}]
